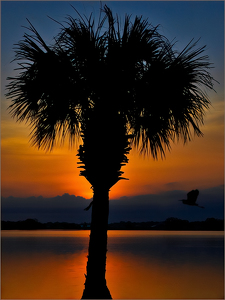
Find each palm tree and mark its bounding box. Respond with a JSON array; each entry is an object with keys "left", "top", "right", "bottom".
[{"left": 6, "top": 5, "right": 215, "bottom": 299}]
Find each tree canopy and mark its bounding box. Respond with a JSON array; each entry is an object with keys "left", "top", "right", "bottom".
[{"left": 6, "top": 5, "right": 215, "bottom": 160}]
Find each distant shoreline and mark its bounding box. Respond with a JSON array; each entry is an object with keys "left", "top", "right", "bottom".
[{"left": 1, "top": 217, "right": 224, "bottom": 231}]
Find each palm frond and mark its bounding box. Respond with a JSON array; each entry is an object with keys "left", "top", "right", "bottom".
[
  {"left": 6, "top": 21, "right": 83, "bottom": 150},
  {"left": 6, "top": 5, "right": 216, "bottom": 160},
  {"left": 126, "top": 36, "right": 215, "bottom": 158}
]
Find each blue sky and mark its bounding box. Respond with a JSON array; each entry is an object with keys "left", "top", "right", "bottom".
[{"left": 2, "top": 1, "right": 224, "bottom": 94}]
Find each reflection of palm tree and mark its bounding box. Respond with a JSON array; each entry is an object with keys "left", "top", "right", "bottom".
[
  {"left": 6, "top": 5, "right": 215, "bottom": 299},
  {"left": 179, "top": 189, "right": 205, "bottom": 208}
]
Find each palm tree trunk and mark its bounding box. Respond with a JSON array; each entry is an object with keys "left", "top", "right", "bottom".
[{"left": 81, "top": 187, "right": 112, "bottom": 299}]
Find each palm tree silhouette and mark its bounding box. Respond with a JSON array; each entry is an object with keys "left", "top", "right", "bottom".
[{"left": 6, "top": 5, "right": 215, "bottom": 299}]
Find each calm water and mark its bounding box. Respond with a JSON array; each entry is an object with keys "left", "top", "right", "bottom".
[{"left": 1, "top": 230, "right": 224, "bottom": 299}]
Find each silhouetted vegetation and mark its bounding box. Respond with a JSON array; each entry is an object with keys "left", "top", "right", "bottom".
[
  {"left": 2, "top": 217, "right": 223, "bottom": 231},
  {"left": 5, "top": 3, "right": 217, "bottom": 299}
]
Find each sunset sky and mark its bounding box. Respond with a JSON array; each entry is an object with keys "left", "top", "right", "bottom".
[{"left": 1, "top": 1, "right": 224, "bottom": 222}]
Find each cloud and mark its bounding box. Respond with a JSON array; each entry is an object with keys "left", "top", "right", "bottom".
[
  {"left": 164, "top": 182, "right": 180, "bottom": 188},
  {"left": 109, "top": 186, "right": 224, "bottom": 222},
  {"left": 1, "top": 186, "right": 224, "bottom": 223},
  {"left": 1, "top": 194, "right": 92, "bottom": 223}
]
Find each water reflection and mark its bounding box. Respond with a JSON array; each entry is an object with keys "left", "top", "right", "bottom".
[{"left": 1, "top": 230, "right": 224, "bottom": 299}]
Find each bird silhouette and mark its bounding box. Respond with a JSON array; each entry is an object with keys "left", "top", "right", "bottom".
[{"left": 179, "top": 189, "right": 204, "bottom": 208}]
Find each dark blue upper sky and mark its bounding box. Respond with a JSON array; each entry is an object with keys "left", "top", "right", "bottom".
[{"left": 2, "top": 1, "right": 224, "bottom": 92}]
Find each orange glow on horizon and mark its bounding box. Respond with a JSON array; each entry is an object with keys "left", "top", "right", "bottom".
[{"left": 1, "top": 97, "right": 224, "bottom": 199}]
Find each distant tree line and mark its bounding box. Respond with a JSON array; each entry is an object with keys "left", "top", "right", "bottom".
[
  {"left": 1, "top": 217, "right": 224, "bottom": 231},
  {"left": 1, "top": 218, "right": 86, "bottom": 230},
  {"left": 108, "top": 217, "right": 224, "bottom": 230}
]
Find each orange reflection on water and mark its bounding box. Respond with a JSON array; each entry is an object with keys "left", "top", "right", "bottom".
[
  {"left": 1, "top": 230, "right": 224, "bottom": 299},
  {"left": 1, "top": 230, "right": 90, "bottom": 299},
  {"left": 106, "top": 231, "right": 224, "bottom": 299},
  {"left": 106, "top": 252, "right": 224, "bottom": 299},
  {"left": 2, "top": 251, "right": 87, "bottom": 299}
]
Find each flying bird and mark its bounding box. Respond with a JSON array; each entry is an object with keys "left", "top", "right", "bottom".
[{"left": 179, "top": 189, "right": 204, "bottom": 208}]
